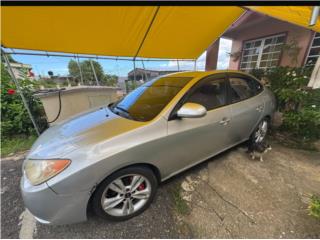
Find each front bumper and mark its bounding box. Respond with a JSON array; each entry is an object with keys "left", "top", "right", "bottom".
[{"left": 20, "top": 176, "right": 91, "bottom": 225}]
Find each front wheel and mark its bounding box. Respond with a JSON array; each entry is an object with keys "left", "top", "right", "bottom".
[
  {"left": 251, "top": 118, "right": 269, "bottom": 143},
  {"left": 92, "top": 166, "right": 158, "bottom": 221}
]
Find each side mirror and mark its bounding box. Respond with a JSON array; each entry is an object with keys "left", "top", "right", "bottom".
[{"left": 177, "top": 102, "right": 207, "bottom": 118}]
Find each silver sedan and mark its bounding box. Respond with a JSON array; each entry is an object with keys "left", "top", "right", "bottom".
[{"left": 21, "top": 70, "right": 275, "bottom": 225}]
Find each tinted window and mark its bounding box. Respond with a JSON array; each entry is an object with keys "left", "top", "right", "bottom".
[
  {"left": 110, "top": 76, "right": 192, "bottom": 121},
  {"left": 187, "top": 77, "right": 227, "bottom": 111},
  {"left": 229, "top": 75, "right": 262, "bottom": 102}
]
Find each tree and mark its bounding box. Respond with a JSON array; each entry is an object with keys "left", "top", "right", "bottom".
[
  {"left": 102, "top": 74, "right": 118, "bottom": 86},
  {"left": 67, "top": 59, "right": 118, "bottom": 86},
  {"left": 1, "top": 54, "right": 19, "bottom": 64},
  {"left": 48, "top": 71, "right": 54, "bottom": 78},
  {"left": 68, "top": 60, "right": 81, "bottom": 82}
]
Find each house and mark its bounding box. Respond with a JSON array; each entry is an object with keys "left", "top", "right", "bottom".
[
  {"left": 205, "top": 11, "right": 320, "bottom": 72},
  {"left": 127, "top": 68, "right": 178, "bottom": 82},
  {"left": 5, "top": 62, "right": 35, "bottom": 80}
]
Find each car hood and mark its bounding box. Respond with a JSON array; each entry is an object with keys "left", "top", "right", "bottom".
[{"left": 27, "top": 107, "right": 146, "bottom": 159}]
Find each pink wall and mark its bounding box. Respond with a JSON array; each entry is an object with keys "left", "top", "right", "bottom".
[
  {"left": 205, "top": 39, "right": 220, "bottom": 70},
  {"left": 228, "top": 18, "right": 314, "bottom": 70}
]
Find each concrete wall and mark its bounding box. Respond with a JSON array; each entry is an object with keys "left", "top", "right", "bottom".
[
  {"left": 36, "top": 86, "right": 120, "bottom": 125},
  {"left": 228, "top": 18, "right": 314, "bottom": 70}
]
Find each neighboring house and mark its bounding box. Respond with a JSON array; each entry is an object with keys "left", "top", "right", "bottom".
[
  {"left": 206, "top": 11, "right": 320, "bottom": 72},
  {"left": 5, "top": 62, "right": 35, "bottom": 80},
  {"left": 127, "top": 68, "right": 177, "bottom": 81}
]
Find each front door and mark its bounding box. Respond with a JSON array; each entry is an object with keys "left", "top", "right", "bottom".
[{"left": 163, "top": 74, "right": 233, "bottom": 177}]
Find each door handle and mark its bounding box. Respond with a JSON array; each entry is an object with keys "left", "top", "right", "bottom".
[{"left": 219, "top": 117, "right": 230, "bottom": 125}]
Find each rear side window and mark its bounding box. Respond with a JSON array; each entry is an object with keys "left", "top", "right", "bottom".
[{"left": 228, "top": 75, "right": 263, "bottom": 102}]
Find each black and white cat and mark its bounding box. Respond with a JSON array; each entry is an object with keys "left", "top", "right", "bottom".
[{"left": 247, "top": 140, "right": 272, "bottom": 162}]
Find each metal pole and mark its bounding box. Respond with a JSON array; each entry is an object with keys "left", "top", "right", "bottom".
[
  {"left": 133, "top": 58, "right": 137, "bottom": 89},
  {"left": 141, "top": 59, "right": 148, "bottom": 82},
  {"left": 2, "top": 52, "right": 40, "bottom": 136},
  {"left": 76, "top": 56, "right": 84, "bottom": 85},
  {"left": 90, "top": 60, "right": 100, "bottom": 86},
  {"left": 194, "top": 60, "right": 197, "bottom": 71},
  {"left": 177, "top": 59, "right": 180, "bottom": 71},
  {"left": 310, "top": 6, "right": 319, "bottom": 26},
  {"left": 3, "top": 50, "right": 195, "bottom": 62}
]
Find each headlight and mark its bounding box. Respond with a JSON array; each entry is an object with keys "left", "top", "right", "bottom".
[{"left": 24, "top": 159, "right": 71, "bottom": 185}]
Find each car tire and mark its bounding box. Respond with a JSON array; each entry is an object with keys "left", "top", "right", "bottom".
[
  {"left": 92, "top": 166, "right": 158, "bottom": 221},
  {"left": 250, "top": 117, "right": 269, "bottom": 144}
]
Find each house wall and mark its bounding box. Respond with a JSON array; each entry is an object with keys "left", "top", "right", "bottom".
[
  {"left": 205, "top": 39, "right": 220, "bottom": 70},
  {"left": 228, "top": 18, "right": 315, "bottom": 70}
]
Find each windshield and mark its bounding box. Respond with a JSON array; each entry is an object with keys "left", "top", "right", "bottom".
[{"left": 110, "top": 76, "right": 193, "bottom": 121}]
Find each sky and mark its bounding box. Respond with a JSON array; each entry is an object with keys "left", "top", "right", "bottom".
[{"left": 7, "top": 38, "right": 232, "bottom": 78}]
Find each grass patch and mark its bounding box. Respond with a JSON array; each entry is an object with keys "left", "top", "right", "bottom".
[
  {"left": 1, "top": 135, "right": 37, "bottom": 157},
  {"left": 309, "top": 195, "right": 320, "bottom": 219},
  {"left": 171, "top": 184, "right": 190, "bottom": 215}
]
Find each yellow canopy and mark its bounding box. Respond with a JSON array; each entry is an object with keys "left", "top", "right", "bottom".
[
  {"left": 247, "top": 6, "right": 320, "bottom": 32},
  {"left": 1, "top": 6, "right": 244, "bottom": 59},
  {"left": 1, "top": 6, "right": 319, "bottom": 59}
]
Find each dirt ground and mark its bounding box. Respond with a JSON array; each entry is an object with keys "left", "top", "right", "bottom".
[{"left": 176, "top": 142, "right": 320, "bottom": 238}]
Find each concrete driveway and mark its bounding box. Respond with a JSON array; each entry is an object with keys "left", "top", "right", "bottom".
[
  {"left": 1, "top": 142, "right": 320, "bottom": 238},
  {"left": 177, "top": 143, "right": 320, "bottom": 238}
]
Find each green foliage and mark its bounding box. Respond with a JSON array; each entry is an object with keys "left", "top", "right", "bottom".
[
  {"left": 309, "top": 195, "right": 320, "bottom": 219},
  {"left": 1, "top": 134, "right": 37, "bottom": 157},
  {"left": 282, "top": 109, "right": 320, "bottom": 140},
  {"left": 250, "top": 66, "right": 320, "bottom": 140},
  {"left": 171, "top": 184, "right": 190, "bottom": 215},
  {"left": 1, "top": 63, "right": 48, "bottom": 137},
  {"left": 68, "top": 60, "right": 118, "bottom": 86}
]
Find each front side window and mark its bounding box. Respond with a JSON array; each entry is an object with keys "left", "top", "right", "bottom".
[
  {"left": 240, "top": 34, "right": 286, "bottom": 71},
  {"left": 186, "top": 77, "right": 227, "bottom": 111},
  {"left": 110, "top": 76, "right": 192, "bottom": 121},
  {"left": 229, "top": 75, "right": 262, "bottom": 102}
]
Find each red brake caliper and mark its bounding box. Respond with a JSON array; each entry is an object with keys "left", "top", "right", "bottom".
[{"left": 137, "top": 182, "right": 145, "bottom": 191}]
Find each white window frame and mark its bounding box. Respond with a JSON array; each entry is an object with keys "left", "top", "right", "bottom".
[
  {"left": 240, "top": 33, "right": 286, "bottom": 71},
  {"left": 305, "top": 32, "right": 320, "bottom": 67}
]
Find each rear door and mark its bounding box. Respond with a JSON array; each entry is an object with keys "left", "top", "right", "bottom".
[
  {"left": 163, "top": 73, "right": 233, "bottom": 176},
  {"left": 226, "top": 73, "right": 264, "bottom": 143}
]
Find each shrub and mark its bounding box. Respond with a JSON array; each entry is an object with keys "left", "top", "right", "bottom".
[
  {"left": 250, "top": 66, "right": 320, "bottom": 141},
  {"left": 1, "top": 63, "right": 48, "bottom": 137}
]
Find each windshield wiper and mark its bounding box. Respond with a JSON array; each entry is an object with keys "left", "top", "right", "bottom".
[
  {"left": 115, "top": 106, "right": 129, "bottom": 114},
  {"left": 114, "top": 106, "right": 136, "bottom": 121}
]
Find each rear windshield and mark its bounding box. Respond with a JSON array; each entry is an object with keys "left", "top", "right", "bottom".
[{"left": 110, "top": 76, "right": 192, "bottom": 121}]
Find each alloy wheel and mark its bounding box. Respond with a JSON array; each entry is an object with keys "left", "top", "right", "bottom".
[
  {"left": 254, "top": 120, "right": 268, "bottom": 143},
  {"left": 100, "top": 174, "right": 151, "bottom": 217}
]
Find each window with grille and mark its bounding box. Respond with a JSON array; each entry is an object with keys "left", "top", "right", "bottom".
[
  {"left": 240, "top": 34, "right": 286, "bottom": 71},
  {"left": 305, "top": 32, "right": 320, "bottom": 67}
]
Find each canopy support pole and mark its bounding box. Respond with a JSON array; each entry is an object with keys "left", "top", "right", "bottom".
[
  {"left": 133, "top": 58, "right": 137, "bottom": 89},
  {"left": 2, "top": 51, "right": 40, "bottom": 136},
  {"left": 141, "top": 60, "right": 148, "bottom": 82},
  {"left": 194, "top": 59, "right": 197, "bottom": 71},
  {"left": 90, "top": 60, "right": 100, "bottom": 86},
  {"left": 310, "top": 6, "right": 319, "bottom": 26},
  {"left": 177, "top": 60, "right": 180, "bottom": 71},
  {"left": 76, "top": 55, "right": 84, "bottom": 85}
]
